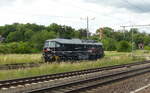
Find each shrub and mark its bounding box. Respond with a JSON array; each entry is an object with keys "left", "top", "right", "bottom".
[
  {"left": 102, "top": 38, "right": 117, "bottom": 51},
  {"left": 117, "top": 41, "right": 131, "bottom": 52},
  {"left": 0, "top": 44, "right": 10, "bottom": 53},
  {"left": 144, "top": 46, "right": 150, "bottom": 50},
  {"left": 0, "top": 42, "right": 36, "bottom": 54}
]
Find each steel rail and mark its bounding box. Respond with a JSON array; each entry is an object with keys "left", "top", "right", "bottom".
[
  {"left": 0, "top": 60, "right": 150, "bottom": 89},
  {"left": 28, "top": 65, "right": 150, "bottom": 93}
]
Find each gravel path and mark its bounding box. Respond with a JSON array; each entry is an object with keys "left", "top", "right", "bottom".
[
  {"left": 136, "top": 84, "right": 150, "bottom": 93},
  {"left": 85, "top": 72, "right": 150, "bottom": 93}
]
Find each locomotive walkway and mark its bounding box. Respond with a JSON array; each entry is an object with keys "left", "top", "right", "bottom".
[{"left": 0, "top": 60, "right": 150, "bottom": 93}]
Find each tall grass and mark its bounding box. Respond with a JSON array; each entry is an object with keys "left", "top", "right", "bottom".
[
  {"left": 0, "top": 51, "right": 129, "bottom": 65},
  {"left": 0, "top": 54, "right": 42, "bottom": 65},
  {"left": 0, "top": 50, "right": 149, "bottom": 65},
  {"left": 0, "top": 50, "right": 148, "bottom": 80},
  {"left": 104, "top": 51, "right": 129, "bottom": 56},
  {"left": 0, "top": 55, "right": 145, "bottom": 80}
]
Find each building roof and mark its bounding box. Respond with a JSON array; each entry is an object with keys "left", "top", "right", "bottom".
[{"left": 46, "top": 38, "right": 103, "bottom": 45}]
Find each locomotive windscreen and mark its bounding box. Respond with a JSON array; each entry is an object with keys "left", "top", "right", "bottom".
[{"left": 44, "top": 41, "right": 60, "bottom": 48}]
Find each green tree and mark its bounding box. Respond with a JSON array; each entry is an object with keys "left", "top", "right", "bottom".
[
  {"left": 31, "top": 30, "right": 56, "bottom": 50},
  {"left": 24, "top": 30, "right": 34, "bottom": 41},
  {"left": 98, "top": 27, "right": 114, "bottom": 38},
  {"left": 78, "top": 29, "right": 87, "bottom": 39},
  {"left": 90, "top": 34, "right": 100, "bottom": 41},
  {"left": 25, "top": 23, "right": 45, "bottom": 32},
  {"left": 101, "top": 38, "right": 117, "bottom": 51},
  {"left": 144, "top": 35, "right": 150, "bottom": 45},
  {"left": 117, "top": 41, "right": 131, "bottom": 52},
  {"left": 6, "top": 31, "right": 24, "bottom": 42}
]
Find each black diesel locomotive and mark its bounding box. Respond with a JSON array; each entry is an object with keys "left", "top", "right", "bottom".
[{"left": 43, "top": 38, "right": 104, "bottom": 62}]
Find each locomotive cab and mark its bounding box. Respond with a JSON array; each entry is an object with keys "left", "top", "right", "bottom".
[
  {"left": 44, "top": 41, "right": 61, "bottom": 48},
  {"left": 43, "top": 41, "right": 61, "bottom": 62}
]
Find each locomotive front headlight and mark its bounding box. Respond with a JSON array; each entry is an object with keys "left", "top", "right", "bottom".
[
  {"left": 43, "top": 48, "right": 50, "bottom": 52},
  {"left": 47, "top": 48, "right": 50, "bottom": 51},
  {"left": 43, "top": 49, "right": 47, "bottom": 52}
]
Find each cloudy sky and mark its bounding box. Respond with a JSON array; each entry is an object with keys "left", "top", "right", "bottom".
[{"left": 0, "top": 0, "right": 150, "bottom": 33}]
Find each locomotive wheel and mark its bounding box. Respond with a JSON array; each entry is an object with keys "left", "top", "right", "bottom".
[
  {"left": 89, "top": 55, "right": 96, "bottom": 60},
  {"left": 44, "top": 57, "right": 52, "bottom": 62},
  {"left": 55, "top": 56, "right": 60, "bottom": 62},
  {"left": 74, "top": 56, "right": 78, "bottom": 61}
]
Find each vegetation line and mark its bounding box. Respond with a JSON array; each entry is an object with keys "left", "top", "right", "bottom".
[{"left": 0, "top": 23, "right": 150, "bottom": 54}]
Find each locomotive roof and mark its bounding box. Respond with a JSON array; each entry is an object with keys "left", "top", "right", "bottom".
[{"left": 46, "top": 38, "right": 103, "bottom": 45}]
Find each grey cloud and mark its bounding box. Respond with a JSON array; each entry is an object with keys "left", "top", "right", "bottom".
[
  {"left": 84, "top": 0, "right": 150, "bottom": 13},
  {"left": 0, "top": 0, "right": 16, "bottom": 7}
]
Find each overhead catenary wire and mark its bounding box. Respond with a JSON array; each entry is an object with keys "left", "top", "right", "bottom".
[
  {"left": 29, "top": 0, "right": 150, "bottom": 33},
  {"left": 120, "top": 24, "right": 150, "bottom": 57},
  {"left": 33, "top": 0, "right": 136, "bottom": 31}
]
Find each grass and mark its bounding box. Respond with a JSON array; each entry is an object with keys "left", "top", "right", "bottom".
[
  {"left": 104, "top": 51, "right": 129, "bottom": 56},
  {"left": 0, "top": 51, "right": 128, "bottom": 65},
  {"left": 132, "top": 50, "right": 150, "bottom": 60},
  {"left": 0, "top": 50, "right": 149, "bottom": 80},
  {"left": 0, "top": 54, "right": 42, "bottom": 65},
  {"left": 105, "top": 50, "right": 150, "bottom": 60},
  {"left": 0, "top": 55, "right": 145, "bottom": 80},
  {"left": 0, "top": 50, "right": 149, "bottom": 65}
]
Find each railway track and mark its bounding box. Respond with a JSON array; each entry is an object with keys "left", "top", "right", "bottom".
[
  {"left": 28, "top": 64, "right": 150, "bottom": 93},
  {"left": 0, "top": 62, "right": 42, "bottom": 70},
  {"left": 0, "top": 60, "right": 150, "bottom": 93}
]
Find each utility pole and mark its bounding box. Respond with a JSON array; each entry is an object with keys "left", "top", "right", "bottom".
[
  {"left": 86, "top": 16, "right": 89, "bottom": 38},
  {"left": 122, "top": 26, "right": 126, "bottom": 39},
  {"left": 120, "top": 24, "right": 150, "bottom": 57},
  {"left": 81, "top": 16, "right": 95, "bottom": 39},
  {"left": 131, "top": 26, "right": 134, "bottom": 57}
]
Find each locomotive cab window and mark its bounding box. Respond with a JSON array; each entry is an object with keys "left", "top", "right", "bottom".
[
  {"left": 44, "top": 41, "right": 60, "bottom": 48},
  {"left": 44, "top": 41, "right": 49, "bottom": 47}
]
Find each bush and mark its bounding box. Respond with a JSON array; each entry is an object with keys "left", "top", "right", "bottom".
[
  {"left": 102, "top": 38, "right": 117, "bottom": 51},
  {"left": 117, "top": 41, "right": 131, "bottom": 52},
  {"left": 0, "top": 42, "right": 36, "bottom": 54},
  {"left": 0, "top": 44, "right": 10, "bottom": 54},
  {"left": 144, "top": 46, "right": 150, "bottom": 50}
]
